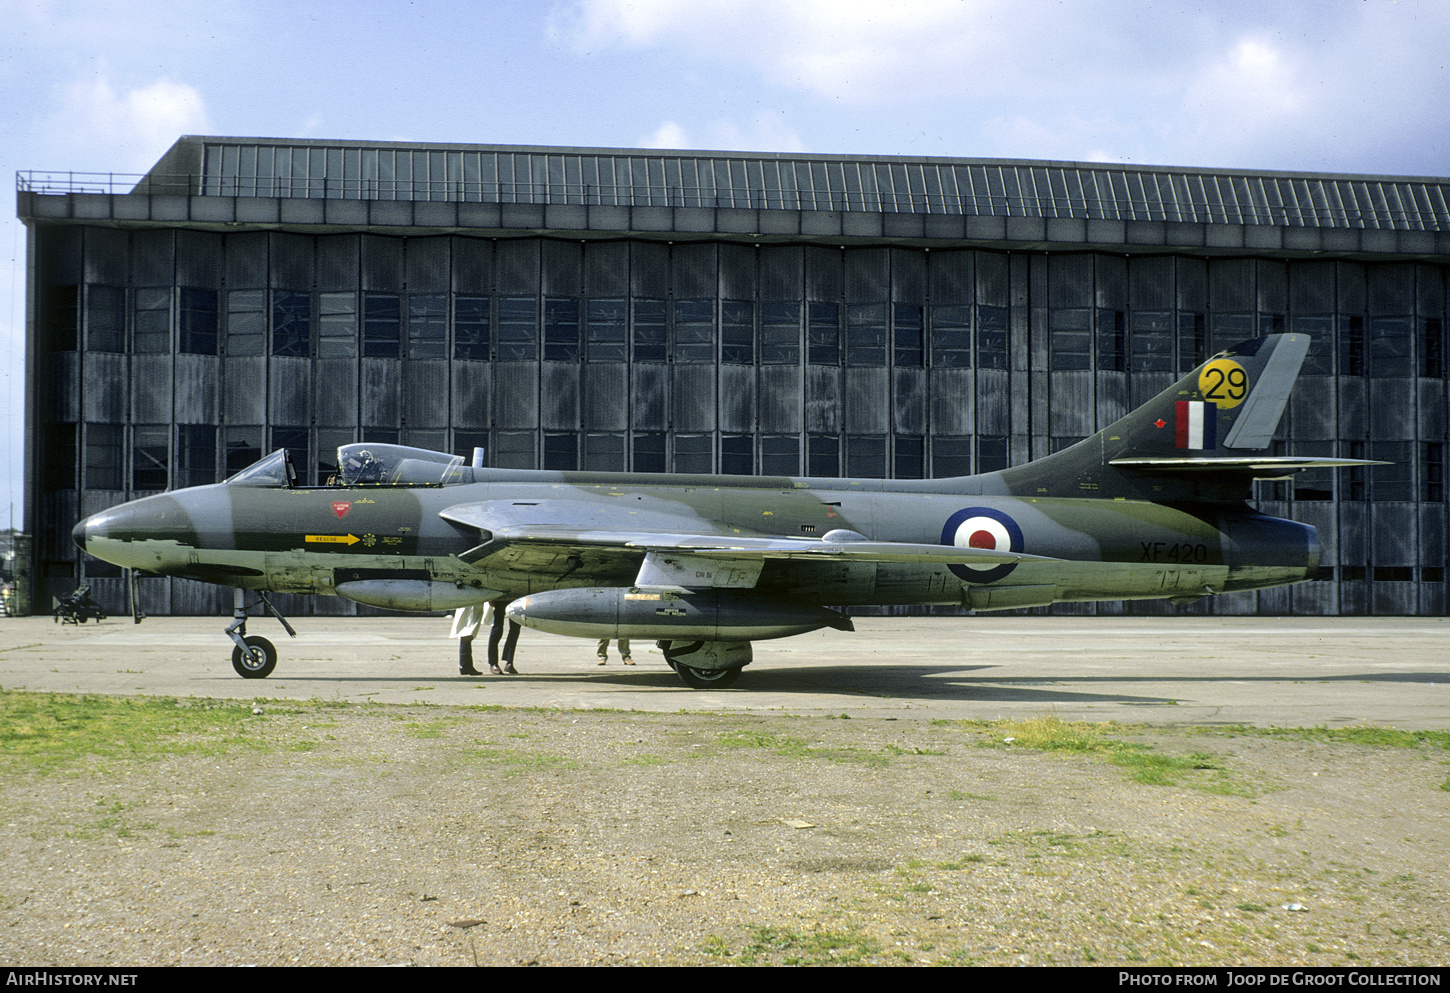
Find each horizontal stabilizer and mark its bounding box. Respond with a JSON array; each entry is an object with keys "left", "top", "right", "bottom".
[{"left": 1110, "top": 456, "right": 1388, "bottom": 478}]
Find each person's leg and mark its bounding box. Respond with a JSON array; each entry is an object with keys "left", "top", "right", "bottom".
[
  {"left": 487, "top": 603, "right": 506, "bottom": 674},
  {"left": 501, "top": 620, "right": 521, "bottom": 674}
]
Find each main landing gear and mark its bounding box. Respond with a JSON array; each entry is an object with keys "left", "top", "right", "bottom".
[
  {"left": 225, "top": 587, "right": 297, "bottom": 679},
  {"left": 657, "top": 639, "right": 750, "bottom": 689}
]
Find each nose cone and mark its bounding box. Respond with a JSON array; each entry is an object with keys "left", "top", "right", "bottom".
[{"left": 72, "top": 517, "right": 88, "bottom": 552}]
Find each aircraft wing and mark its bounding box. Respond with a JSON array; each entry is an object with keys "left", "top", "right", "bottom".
[{"left": 439, "top": 499, "right": 1057, "bottom": 588}]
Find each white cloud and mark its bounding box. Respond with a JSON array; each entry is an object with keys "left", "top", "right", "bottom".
[
  {"left": 561, "top": 0, "right": 1007, "bottom": 105},
  {"left": 639, "top": 114, "right": 807, "bottom": 153},
  {"left": 46, "top": 71, "right": 211, "bottom": 173},
  {"left": 641, "top": 119, "right": 692, "bottom": 148}
]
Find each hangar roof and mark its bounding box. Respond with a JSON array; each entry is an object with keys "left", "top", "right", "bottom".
[{"left": 19, "top": 136, "right": 1450, "bottom": 259}]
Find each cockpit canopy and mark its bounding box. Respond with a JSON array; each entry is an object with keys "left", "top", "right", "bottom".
[
  {"left": 336, "top": 443, "right": 470, "bottom": 485},
  {"left": 225, "top": 444, "right": 475, "bottom": 488}
]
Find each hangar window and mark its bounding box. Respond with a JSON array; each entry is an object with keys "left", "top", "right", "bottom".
[
  {"left": 224, "top": 427, "right": 264, "bottom": 478},
  {"left": 1177, "top": 312, "right": 1206, "bottom": 372},
  {"left": 132, "top": 425, "right": 170, "bottom": 491},
  {"left": 271, "top": 426, "right": 311, "bottom": 484},
  {"left": 363, "top": 293, "right": 401, "bottom": 359},
  {"left": 179, "top": 288, "right": 219, "bottom": 355},
  {"left": 1420, "top": 317, "right": 1445, "bottom": 378},
  {"left": 1426, "top": 443, "right": 1446, "bottom": 503},
  {"left": 1096, "top": 309, "right": 1126, "bottom": 372},
  {"left": 44, "top": 423, "right": 77, "bottom": 489},
  {"left": 807, "top": 434, "right": 839, "bottom": 477},
  {"left": 1291, "top": 315, "right": 1334, "bottom": 375},
  {"left": 893, "top": 305, "right": 923, "bottom": 368},
  {"left": 498, "top": 297, "right": 538, "bottom": 361},
  {"left": 318, "top": 292, "right": 357, "bottom": 358},
  {"left": 846, "top": 303, "right": 886, "bottom": 366},
  {"left": 675, "top": 434, "right": 712, "bottom": 474},
  {"left": 86, "top": 285, "right": 125, "bottom": 353},
  {"left": 453, "top": 296, "right": 490, "bottom": 360},
  {"left": 1048, "top": 309, "right": 1092, "bottom": 371},
  {"left": 929, "top": 305, "right": 971, "bottom": 369},
  {"left": 586, "top": 298, "right": 627, "bottom": 362},
  {"left": 894, "top": 435, "right": 924, "bottom": 479},
  {"left": 1210, "top": 313, "right": 1253, "bottom": 357},
  {"left": 847, "top": 435, "right": 887, "bottom": 478},
  {"left": 1340, "top": 316, "right": 1366, "bottom": 376},
  {"left": 543, "top": 297, "right": 580, "bottom": 362},
  {"left": 544, "top": 432, "right": 578, "bottom": 471},
  {"left": 721, "top": 434, "right": 753, "bottom": 475},
  {"left": 674, "top": 299, "right": 714, "bottom": 364},
  {"left": 226, "top": 290, "right": 266, "bottom": 357},
  {"left": 808, "top": 302, "right": 841, "bottom": 365},
  {"left": 1128, "top": 311, "right": 1173, "bottom": 372},
  {"left": 43, "top": 285, "right": 80, "bottom": 352},
  {"left": 409, "top": 295, "right": 448, "bottom": 359},
  {"left": 133, "top": 288, "right": 172, "bottom": 354},
  {"left": 177, "top": 425, "right": 218, "bottom": 488},
  {"left": 583, "top": 432, "right": 625, "bottom": 471},
  {"left": 632, "top": 432, "right": 666, "bottom": 473},
  {"left": 632, "top": 298, "right": 667, "bottom": 363},
  {"left": 271, "top": 291, "right": 311, "bottom": 357},
  {"left": 1369, "top": 316, "right": 1412, "bottom": 378},
  {"left": 1370, "top": 441, "right": 1413, "bottom": 502},
  {"left": 931, "top": 436, "right": 972, "bottom": 477},
  {"left": 1293, "top": 441, "right": 1334, "bottom": 502},
  {"left": 977, "top": 306, "right": 1008, "bottom": 370},
  {"left": 761, "top": 301, "right": 800, "bottom": 365},
  {"left": 493, "top": 431, "right": 536, "bottom": 469},
  {"left": 721, "top": 300, "right": 754, "bottom": 365},
  {"left": 85, "top": 424, "right": 123, "bottom": 490},
  {"left": 977, "top": 435, "right": 1009, "bottom": 474},
  {"left": 762, "top": 435, "right": 800, "bottom": 476}
]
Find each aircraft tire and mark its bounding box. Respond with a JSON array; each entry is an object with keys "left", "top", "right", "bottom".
[
  {"left": 674, "top": 664, "right": 741, "bottom": 689},
  {"left": 231, "top": 636, "right": 277, "bottom": 679}
]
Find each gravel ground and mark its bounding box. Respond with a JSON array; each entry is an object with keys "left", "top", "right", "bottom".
[{"left": 2, "top": 700, "right": 1447, "bottom": 967}]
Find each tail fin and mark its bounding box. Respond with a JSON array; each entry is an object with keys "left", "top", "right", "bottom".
[{"left": 1000, "top": 333, "right": 1352, "bottom": 502}]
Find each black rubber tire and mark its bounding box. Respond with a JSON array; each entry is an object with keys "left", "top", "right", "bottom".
[
  {"left": 231, "top": 635, "right": 277, "bottom": 679},
  {"left": 674, "top": 664, "right": 741, "bottom": 689}
]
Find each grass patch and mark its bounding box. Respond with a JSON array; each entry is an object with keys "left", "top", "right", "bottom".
[
  {"left": 954, "top": 716, "right": 1237, "bottom": 792},
  {"left": 717, "top": 728, "right": 890, "bottom": 766},
  {"left": 735, "top": 925, "right": 880, "bottom": 965},
  {"left": 461, "top": 747, "right": 576, "bottom": 775},
  {"left": 0, "top": 689, "right": 267, "bottom": 777},
  {"left": 1210, "top": 723, "right": 1450, "bottom": 750}
]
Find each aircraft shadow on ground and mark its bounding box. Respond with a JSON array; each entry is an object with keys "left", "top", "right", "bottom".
[{"left": 250, "top": 661, "right": 1450, "bottom": 706}]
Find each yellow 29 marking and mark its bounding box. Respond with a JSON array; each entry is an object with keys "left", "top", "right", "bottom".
[{"left": 1198, "top": 358, "right": 1249, "bottom": 409}]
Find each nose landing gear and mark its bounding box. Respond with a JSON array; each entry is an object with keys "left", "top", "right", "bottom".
[{"left": 225, "top": 587, "right": 297, "bottom": 679}]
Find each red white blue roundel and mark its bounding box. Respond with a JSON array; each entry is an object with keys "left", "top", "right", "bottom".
[{"left": 941, "top": 507, "right": 1024, "bottom": 583}]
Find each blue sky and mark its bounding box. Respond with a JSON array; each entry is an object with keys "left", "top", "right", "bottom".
[{"left": 3, "top": 0, "right": 1449, "bottom": 526}]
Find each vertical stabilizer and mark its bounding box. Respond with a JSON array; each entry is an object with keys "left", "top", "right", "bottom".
[{"left": 999, "top": 334, "right": 1312, "bottom": 501}]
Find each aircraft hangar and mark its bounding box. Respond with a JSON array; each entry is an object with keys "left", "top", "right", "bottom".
[{"left": 16, "top": 136, "right": 1450, "bottom": 617}]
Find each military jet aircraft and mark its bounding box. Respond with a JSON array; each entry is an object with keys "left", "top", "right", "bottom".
[{"left": 73, "top": 333, "right": 1374, "bottom": 688}]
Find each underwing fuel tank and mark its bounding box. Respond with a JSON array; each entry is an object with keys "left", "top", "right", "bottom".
[{"left": 506, "top": 587, "right": 855, "bottom": 641}]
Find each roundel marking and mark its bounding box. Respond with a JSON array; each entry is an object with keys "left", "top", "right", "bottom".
[
  {"left": 1197, "top": 358, "right": 1249, "bottom": 409},
  {"left": 941, "top": 507, "right": 1024, "bottom": 583}
]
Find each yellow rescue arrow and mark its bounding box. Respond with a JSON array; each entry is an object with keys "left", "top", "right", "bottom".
[{"left": 305, "top": 534, "right": 360, "bottom": 545}]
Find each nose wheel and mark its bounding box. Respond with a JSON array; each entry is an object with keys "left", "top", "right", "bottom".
[
  {"left": 224, "top": 588, "right": 296, "bottom": 679},
  {"left": 232, "top": 636, "right": 277, "bottom": 678}
]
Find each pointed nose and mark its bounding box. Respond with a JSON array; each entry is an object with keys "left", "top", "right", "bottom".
[{"left": 72, "top": 517, "right": 89, "bottom": 552}]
